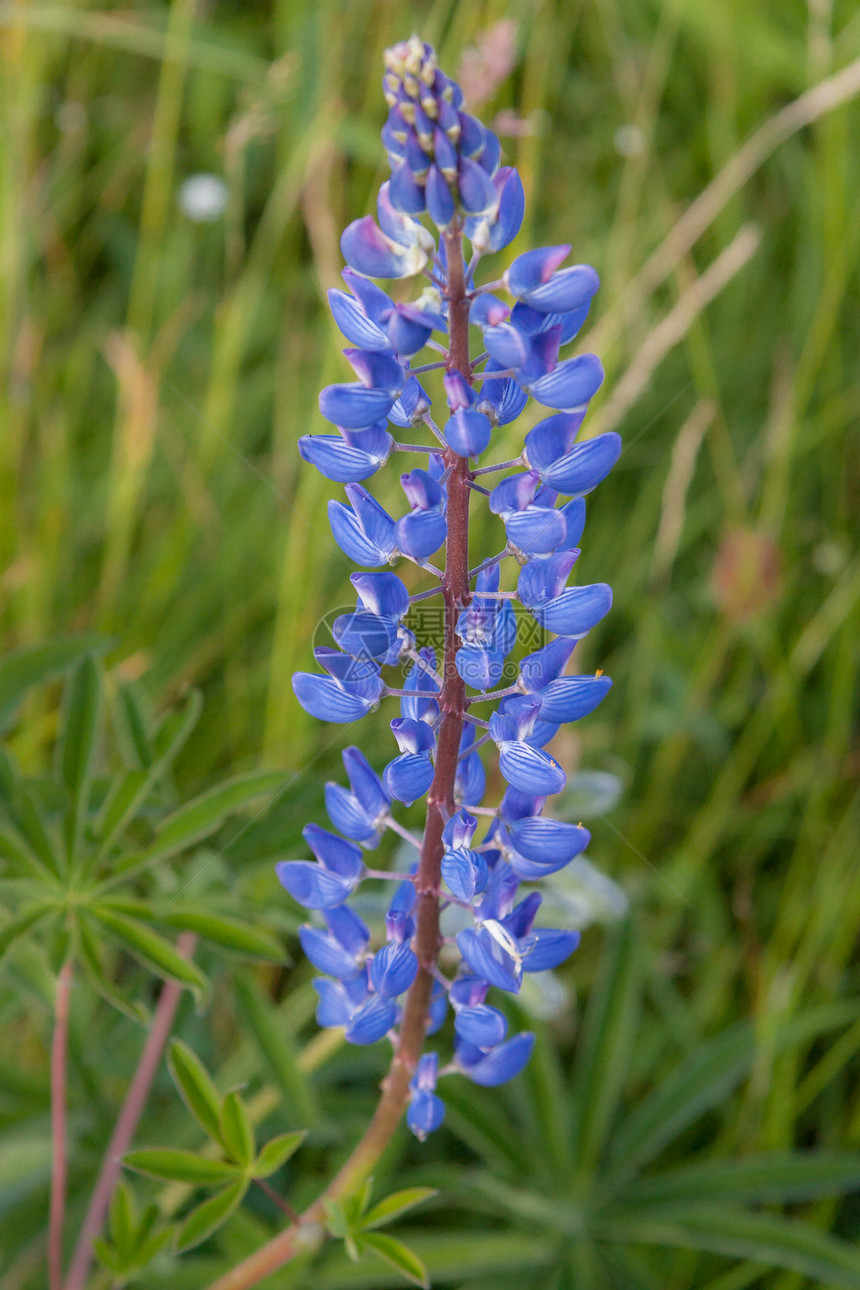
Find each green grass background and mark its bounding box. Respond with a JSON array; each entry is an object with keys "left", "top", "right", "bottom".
[{"left": 1, "top": 0, "right": 859, "bottom": 1285}]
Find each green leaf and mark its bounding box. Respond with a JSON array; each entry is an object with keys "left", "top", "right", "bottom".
[
  {"left": 598, "top": 1205, "right": 860, "bottom": 1288},
  {"left": 220, "top": 1091, "right": 255, "bottom": 1169},
  {"left": 123, "top": 1148, "right": 239, "bottom": 1186},
  {"left": 360, "top": 1189, "right": 438, "bottom": 1232},
  {"left": 344, "top": 1176, "right": 374, "bottom": 1226},
  {"left": 174, "top": 1178, "right": 247, "bottom": 1253},
  {"left": 92, "top": 1236, "right": 121, "bottom": 1275},
  {"left": 160, "top": 908, "right": 282, "bottom": 959},
  {"left": 253, "top": 1130, "right": 306, "bottom": 1178},
  {"left": 96, "top": 689, "right": 203, "bottom": 857},
  {"left": 76, "top": 911, "right": 149, "bottom": 1025},
  {"left": 112, "top": 680, "right": 155, "bottom": 769},
  {"left": 0, "top": 904, "right": 55, "bottom": 959},
  {"left": 11, "top": 787, "right": 63, "bottom": 878},
  {"left": 90, "top": 905, "right": 208, "bottom": 998},
  {"left": 571, "top": 917, "right": 640, "bottom": 1186},
  {"left": 0, "top": 821, "right": 58, "bottom": 884},
  {"left": 109, "top": 1180, "right": 137, "bottom": 1258},
  {"left": 168, "top": 1039, "right": 224, "bottom": 1144},
  {"left": 0, "top": 634, "right": 108, "bottom": 732},
  {"left": 152, "top": 771, "right": 287, "bottom": 858},
  {"left": 355, "top": 1233, "right": 430, "bottom": 1289},
  {"left": 612, "top": 1151, "right": 860, "bottom": 1209},
  {"left": 57, "top": 653, "right": 102, "bottom": 858},
  {"left": 324, "top": 1198, "right": 351, "bottom": 1239},
  {"left": 233, "top": 973, "right": 317, "bottom": 1123}
]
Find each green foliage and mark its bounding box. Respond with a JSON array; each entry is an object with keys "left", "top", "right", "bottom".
[
  {"left": 1, "top": 0, "right": 860, "bottom": 1286},
  {"left": 324, "top": 1183, "right": 437, "bottom": 1288}
]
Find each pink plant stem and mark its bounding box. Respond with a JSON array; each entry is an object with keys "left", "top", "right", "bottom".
[
  {"left": 201, "top": 225, "right": 473, "bottom": 1290},
  {"left": 49, "top": 960, "right": 74, "bottom": 1290},
  {"left": 63, "top": 933, "right": 197, "bottom": 1290}
]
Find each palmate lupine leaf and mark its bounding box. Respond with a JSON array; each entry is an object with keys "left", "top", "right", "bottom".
[
  {"left": 173, "top": 1178, "right": 248, "bottom": 1253},
  {"left": 89, "top": 904, "right": 209, "bottom": 999},
  {"left": 219, "top": 1092, "right": 255, "bottom": 1170},
  {"left": 122, "top": 1150, "right": 240, "bottom": 1186},
  {"left": 608, "top": 1151, "right": 860, "bottom": 1208},
  {"left": 353, "top": 1233, "right": 429, "bottom": 1289},
  {"left": 168, "top": 1039, "right": 224, "bottom": 1143},
  {"left": 252, "top": 1130, "right": 307, "bottom": 1178}
]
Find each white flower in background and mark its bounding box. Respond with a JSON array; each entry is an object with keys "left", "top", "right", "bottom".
[
  {"left": 178, "top": 174, "right": 228, "bottom": 223},
  {"left": 613, "top": 124, "right": 646, "bottom": 157}
]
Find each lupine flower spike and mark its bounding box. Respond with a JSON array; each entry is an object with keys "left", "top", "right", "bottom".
[{"left": 283, "top": 34, "right": 619, "bottom": 1139}]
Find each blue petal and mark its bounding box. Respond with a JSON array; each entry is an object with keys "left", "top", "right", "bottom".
[
  {"left": 454, "top": 1004, "right": 508, "bottom": 1048},
  {"left": 517, "top": 264, "right": 600, "bottom": 314},
  {"left": 389, "top": 160, "right": 426, "bottom": 215},
  {"left": 390, "top": 716, "right": 436, "bottom": 755},
  {"left": 482, "top": 322, "right": 531, "bottom": 369},
  {"left": 394, "top": 508, "right": 447, "bottom": 560},
  {"left": 537, "top": 674, "right": 612, "bottom": 722},
  {"left": 541, "top": 433, "right": 622, "bottom": 496},
  {"left": 303, "top": 824, "right": 365, "bottom": 878},
  {"left": 516, "top": 550, "right": 580, "bottom": 608},
  {"left": 383, "top": 753, "right": 435, "bottom": 805},
  {"left": 523, "top": 411, "right": 586, "bottom": 472},
  {"left": 341, "top": 215, "right": 426, "bottom": 278},
  {"left": 444, "top": 408, "right": 492, "bottom": 458},
  {"left": 507, "top": 246, "right": 571, "bottom": 295},
  {"left": 456, "top": 645, "right": 505, "bottom": 691},
  {"left": 489, "top": 471, "right": 540, "bottom": 514},
  {"left": 343, "top": 745, "right": 389, "bottom": 817},
  {"left": 443, "top": 808, "right": 478, "bottom": 850},
  {"left": 345, "top": 995, "right": 398, "bottom": 1044},
  {"left": 441, "top": 847, "right": 489, "bottom": 902},
  {"left": 328, "top": 488, "right": 396, "bottom": 567},
  {"left": 527, "top": 355, "right": 604, "bottom": 412},
  {"left": 456, "top": 752, "right": 486, "bottom": 808},
  {"left": 327, "top": 288, "right": 389, "bottom": 350},
  {"left": 351, "top": 571, "right": 410, "bottom": 619},
  {"left": 537, "top": 583, "right": 613, "bottom": 637},
  {"left": 498, "top": 743, "right": 566, "bottom": 795},
  {"left": 477, "top": 363, "right": 529, "bottom": 425},
  {"left": 313, "top": 978, "right": 355, "bottom": 1028},
  {"left": 462, "top": 1032, "right": 535, "bottom": 1086},
  {"left": 292, "top": 673, "right": 375, "bottom": 723},
  {"left": 324, "top": 783, "right": 377, "bottom": 842},
  {"left": 510, "top": 817, "right": 591, "bottom": 864},
  {"left": 299, "top": 433, "right": 391, "bottom": 483},
  {"left": 407, "top": 1089, "right": 446, "bottom": 1139},
  {"left": 332, "top": 611, "right": 398, "bottom": 661},
  {"left": 370, "top": 942, "right": 418, "bottom": 997},
  {"left": 561, "top": 497, "right": 587, "bottom": 549},
  {"left": 458, "top": 156, "right": 497, "bottom": 214},
  {"left": 457, "top": 927, "right": 521, "bottom": 993},
  {"left": 276, "top": 861, "right": 358, "bottom": 909},
  {"left": 318, "top": 384, "right": 397, "bottom": 430},
  {"left": 326, "top": 904, "right": 370, "bottom": 954},
  {"left": 519, "top": 637, "right": 577, "bottom": 691},
  {"left": 505, "top": 507, "right": 568, "bottom": 555},
  {"left": 299, "top": 925, "right": 362, "bottom": 979},
  {"left": 522, "top": 928, "right": 581, "bottom": 972},
  {"left": 426, "top": 165, "right": 455, "bottom": 227}
]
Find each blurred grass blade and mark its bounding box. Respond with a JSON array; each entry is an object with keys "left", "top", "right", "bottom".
[
  {"left": 233, "top": 972, "right": 318, "bottom": 1125},
  {"left": 0, "top": 635, "right": 107, "bottom": 732},
  {"left": 146, "top": 771, "right": 286, "bottom": 858},
  {"left": 597, "top": 1206, "right": 860, "bottom": 1288},
  {"left": 610, "top": 1151, "right": 860, "bottom": 1208},
  {"left": 57, "top": 654, "right": 102, "bottom": 860},
  {"left": 570, "top": 918, "right": 640, "bottom": 1189},
  {"left": 0, "top": 904, "right": 55, "bottom": 960}
]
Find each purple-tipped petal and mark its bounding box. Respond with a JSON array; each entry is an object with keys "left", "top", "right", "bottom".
[{"left": 341, "top": 215, "right": 427, "bottom": 278}]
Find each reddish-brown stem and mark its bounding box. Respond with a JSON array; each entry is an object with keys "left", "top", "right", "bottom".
[
  {"left": 49, "top": 960, "right": 73, "bottom": 1290},
  {"left": 64, "top": 934, "right": 197, "bottom": 1290},
  {"left": 203, "top": 227, "right": 474, "bottom": 1290}
]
